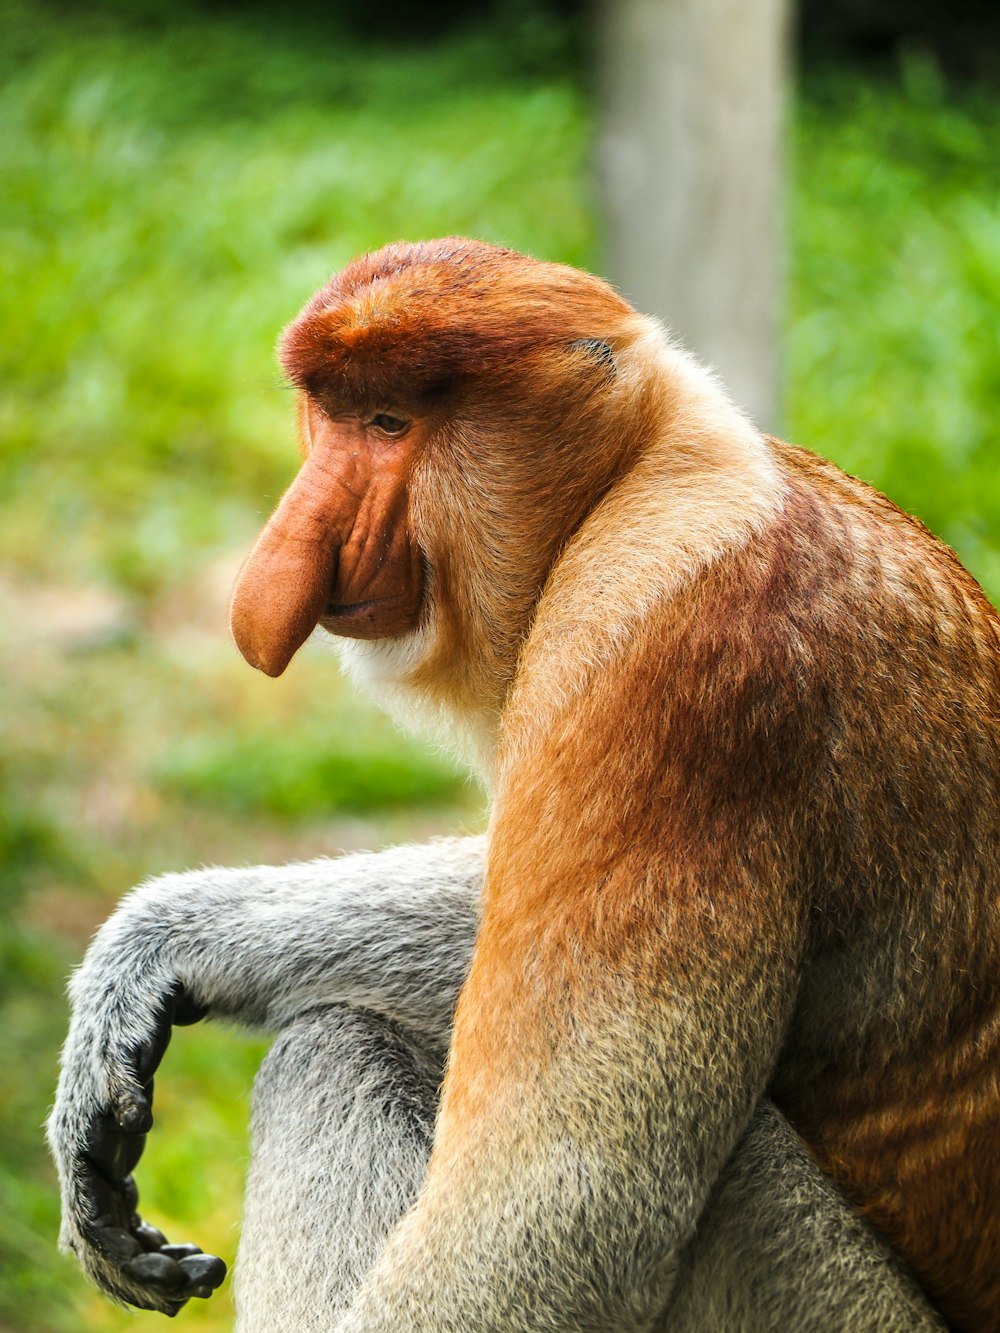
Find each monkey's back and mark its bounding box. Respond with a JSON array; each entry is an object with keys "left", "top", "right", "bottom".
[{"left": 764, "top": 444, "right": 1000, "bottom": 1330}]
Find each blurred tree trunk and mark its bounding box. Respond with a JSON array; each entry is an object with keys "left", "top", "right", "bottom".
[{"left": 596, "top": 0, "right": 790, "bottom": 430}]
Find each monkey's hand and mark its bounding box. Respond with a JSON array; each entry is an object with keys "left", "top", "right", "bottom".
[{"left": 48, "top": 943, "right": 225, "bottom": 1316}]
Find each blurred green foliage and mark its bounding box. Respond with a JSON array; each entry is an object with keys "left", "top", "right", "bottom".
[
  {"left": 159, "top": 731, "right": 463, "bottom": 819},
  {"left": 0, "top": 2, "right": 997, "bottom": 1331},
  {"left": 788, "top": 52, "right": 1000, "bottom": 596},
  {"left": 0, "top": 0, "right": 593, "bottom": 599}
]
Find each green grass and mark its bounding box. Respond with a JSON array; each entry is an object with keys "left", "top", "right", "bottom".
[{"left": 1, "top": 4, "right": 998, "bottom": 1331}]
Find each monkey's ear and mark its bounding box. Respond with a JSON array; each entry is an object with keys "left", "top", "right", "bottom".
[{"left": 570, "top": 338, "right": 617, "bottom": 379}]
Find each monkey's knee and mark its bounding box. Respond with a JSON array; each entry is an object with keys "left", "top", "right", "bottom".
[
  {"left": 667, "top": 1102, "right": 944, "bottom": 1332},
  {"left": 235, "top": 1007, "right": 441, "bottom": 1332}
]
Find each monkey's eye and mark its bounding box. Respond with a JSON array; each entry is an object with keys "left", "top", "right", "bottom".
[{"left": 368, "top": 413, "right": 410, "bottom": 436}]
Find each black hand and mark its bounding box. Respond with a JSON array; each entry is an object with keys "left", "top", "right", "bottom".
[{"left": 79, "top": 981, "right": 224, "bottom": 1314}]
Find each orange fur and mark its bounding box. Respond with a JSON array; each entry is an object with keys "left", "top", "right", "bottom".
[{"left": 240, "top": 239, "right": 1000, "bottom": 1330}]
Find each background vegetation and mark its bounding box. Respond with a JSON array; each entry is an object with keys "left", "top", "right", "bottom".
[{"left": 1, "top": 2, "right": 997, "bottom": 1330}]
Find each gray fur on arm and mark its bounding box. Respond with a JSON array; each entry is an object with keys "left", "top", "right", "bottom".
[{"left": 47, "top": 836, "right": 484, "bottom": 1315}]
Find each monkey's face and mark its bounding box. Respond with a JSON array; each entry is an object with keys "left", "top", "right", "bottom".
[{"left": 230, "top": 394, "right": 427, "bottom": 677}]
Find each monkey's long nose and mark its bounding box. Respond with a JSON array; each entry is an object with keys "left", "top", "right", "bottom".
[{"left": 230, "top": 458, "right": 340, "bottom": 677}]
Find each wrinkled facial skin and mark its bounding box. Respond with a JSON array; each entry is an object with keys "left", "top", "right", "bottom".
[{"left": 230, "top": 399, "right": 425, "bottom": 677}]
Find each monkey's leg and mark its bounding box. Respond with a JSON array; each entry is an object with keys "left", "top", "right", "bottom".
[
  {"left": 235, "top": 1006, "right": 440, "bottom": 1332},
  {"left": 667, "top": 1101, "right": 944, "bottom": 1332}
]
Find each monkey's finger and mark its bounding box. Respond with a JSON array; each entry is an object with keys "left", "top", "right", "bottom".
[
  {"left": 113, "top": 1083, "right": 153, "bottom": 1134},
  {"left": 134, "top": 1221, "right": 169, "bottom": 1251},
  {"left": 172, "top": 986, "right": 208, "bottom": 1026},
  {"left": 114, "top": 981, "right": 207, "bottom": 1131},
  {"left": 123, "top": 1251, "right": 188, "bottom": 1289},
  {"left": 91, "top": 1224, "right": 142, "bottom": 1263},
  {"left": 160, "top": 1242, "right": 202, "bottom": 1260},
  {"left": 82, "top": 1173, "right": 166, "bottom": 1265},
  {"left": 81, "top": 1166, "right": 135, "bottom": 1235},
  {"left": 93, "top": 1223, "right": 224, "bottom": 1312},
  {"left": 69, "top": 1152, "right": 221, "bottom": 1312},
  {"left": 130, "top": 1008, "right": 172, "bottom": 1084},
  {"left": 177, "top": 1252, "right": 227, "bottom": 1292},
  {"left": 122, "top": 1249, "right": 226, "bottom": 1302},
  {"left": 86, "top": 1111, "right": 146, "bottom": 1180}
]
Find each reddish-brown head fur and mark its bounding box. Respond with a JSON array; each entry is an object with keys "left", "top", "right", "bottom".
[{"left": 279, "top": 238, "right": 633, "bottom": 413}]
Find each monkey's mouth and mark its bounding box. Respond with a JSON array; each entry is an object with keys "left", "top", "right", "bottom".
[
  {"left": 319, "top": 592, "right": 421, "bottom": 642},
  {"left": 324, "top": 599, "right": 384, "bottom": 619},
  {"left": 320, "top": 598, "right": 397, "bottom": 636}
]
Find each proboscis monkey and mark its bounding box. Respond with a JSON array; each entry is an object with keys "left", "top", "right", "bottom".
[{"left": 50, "top": 239, "right": 997, "bottom": 1331}]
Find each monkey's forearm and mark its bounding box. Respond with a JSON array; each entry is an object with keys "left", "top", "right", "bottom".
[{"left": 83, "top": 835, "right": 481, "bottom": 1039}]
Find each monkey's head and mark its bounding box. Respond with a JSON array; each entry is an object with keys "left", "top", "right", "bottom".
[{"left": 230, "top": 238, "right": 658, "bottom": 714}]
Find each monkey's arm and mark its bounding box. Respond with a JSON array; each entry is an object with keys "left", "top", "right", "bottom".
[
  {"left": 331, "top": 645, "right": 816, "bottom": 1333},
  {"left": 335, "top": 848, "right": 806, "bottom": 1333},
  {"left": 47, "top": 836, "right": 483, "bottom": 1316}
]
